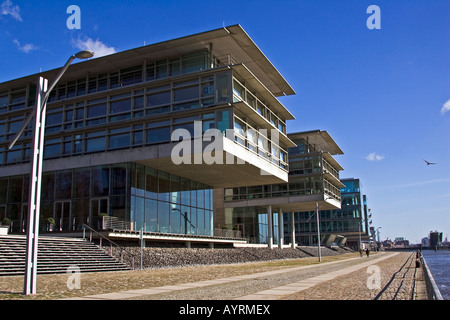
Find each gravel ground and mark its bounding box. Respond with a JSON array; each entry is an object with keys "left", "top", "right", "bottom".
[
  {"left": 126, "top": 252, "right": 406, "bottom": 300},
  {"left": 281, "top": 252, "right": 417, "bottom": 300},
  {"left": 0, "top": 251, "right": 356, "bottom": 300}
]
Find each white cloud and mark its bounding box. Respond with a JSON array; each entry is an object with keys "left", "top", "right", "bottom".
[
  {"left": 72, "top": 37, "right": 116, "bottom": 58},
  {"left": 13, "top": 39, "right": 38, "bottom": 53},
  {"left": 1, "top": 0, "right": 22, "bottom": 21},
  {"left": 366, "top": 152, "right": 385, "bottom": 161},
  {"left": 441, "top": 98, "right": 450, "bottom": 115}
]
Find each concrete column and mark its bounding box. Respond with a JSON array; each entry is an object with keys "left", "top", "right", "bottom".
[
  {"left": 290, "top": 211, "right": 296, "bottom": 249},
  {"left": 278, "top": 208, "right": 284, "bottom": 249},
  {"left": 267, "top": 205, "right": 273, "bottom": 249}
]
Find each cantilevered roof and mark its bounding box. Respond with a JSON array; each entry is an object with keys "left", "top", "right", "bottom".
[
  {"left": 288, "top": 130, "right": 344, "bottom": 155},
  {"left": 0, "top": 25, "right": 295, "bottom": 98}
]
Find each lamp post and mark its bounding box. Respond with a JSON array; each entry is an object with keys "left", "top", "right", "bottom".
[
  {"left": 375, "top": 227, "right": 382, "bottom": 251},
  {"left": 8, "top": 50, "right": 94, "bottom": 295},
  {"left": 359, "top": 209, "right": 372, "bottom": 252},
  {"left": 308, "top": 197, "right": 333, "bottom": 263}
]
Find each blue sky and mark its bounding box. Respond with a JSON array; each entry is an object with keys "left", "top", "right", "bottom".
[{"left": 1, "top": 0, "right": 449, "bottom": 243}]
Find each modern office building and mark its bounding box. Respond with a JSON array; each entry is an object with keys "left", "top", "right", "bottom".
[
  {"left": 0, "top": 25, "right": 297, "bottom": 245},
  {"left": 287, "top": 177, "right": 371, "bottom": 249},
  {"left": 218, "top": 130, "right": 344, "bottom": 247}
]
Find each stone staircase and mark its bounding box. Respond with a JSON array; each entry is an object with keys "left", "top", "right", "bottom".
[{"left": 0, "top": 235, "right": 130, "bottom": 276}]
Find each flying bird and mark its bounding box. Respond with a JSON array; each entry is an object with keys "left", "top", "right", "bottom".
[{"left": 423, "top": 160, "right": 437, "bottom": 166}]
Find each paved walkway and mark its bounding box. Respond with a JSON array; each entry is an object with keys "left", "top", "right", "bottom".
[{"left": 64, "top": 252, "right": 412, "bottom": 300}]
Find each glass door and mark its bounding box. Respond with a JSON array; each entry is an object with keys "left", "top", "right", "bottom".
[
  {"left": 90, "top": 198, "right": 109, "bottom": 229},
  {"left": 54, "top": 201, "right": 71, "bottom": 231}
]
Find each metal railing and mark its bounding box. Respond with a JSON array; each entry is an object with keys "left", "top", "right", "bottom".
[
  {"left": 82, "top": 223, "right": 139, "bottom": 270},
  {"left": 419, "top": 251, "right": 444, "bottom": 300},
  {"left": 103, "top": 216, "right": 244, "bottom": 239}
]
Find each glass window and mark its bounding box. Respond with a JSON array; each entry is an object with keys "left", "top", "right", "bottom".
[
  {"left": 146, "top": 106, "right": 170, "bottom": 116},
  {"left": 155, "top": 60, "right": 168, "bottom": 79},
  {"left": 56, "top": 170, "right": 72, "bottom": 199},
  {"left": 6, "top": 149, "right": 22, "bottom": 164},
  {"left": 86, "top": 136, "right": 106, "bottom": 153},
  {"left": 87, "top": 104, "right": 107, "bottom": 118},
  {"left": 134, "top": 96, "right": 144, "bottom": 109},
  {"left": 170, "top": 175, "right": 180, "bottom": 204},
  {"left": 233, "top": 80, "right": 245, "bottom": 99},
  {"left": 217, "top": 110, "right": 230, "bottom": 133},
  {"left": 98, "top": 74, "right": 108, "bottom": 91},
  {"left": 7, "top": 177, "right": 23, "bottom": 203},
  {"left": 91, "top": 166, "right": 110, "bottom": 197},
  {"left": 173, "top": 101, "right": 200, "bottom": 111},
  {"left": 73, "top": 168, "right": 90, "bottom": 198},
  {"left": 170, "top": 204, "right": 181, "bottom": 234},
  {"left": 181, "top": 52, "right": 207, "bottom": 73},
  {"left": 216, "top": 73, "right": 229, "bottom": 102},
  {"left": 146, "top": 63, "right": 155, "bottom": 81},
  {"left": 46, "top": 112, "right": 63, "bottom": 126},
  {"left": 146, "top": 127, "right": 170, "bottom": 144},
  {"left": 0, "top": 95, "right": 8, "bottom": 107},
  {"left": 158, "top": 201, "right": 170, "bottom": 233},
  {"left": 169, "top": 58, "right": 181, "bottom": 77},
  {"left": 41, "top": 173, "right": 55, "bottom": 201},
  {"left": 110, "top": 73, "right": 119, "bottom": 89},
  {"left": 111, "top": 195, "right": 126, "bottom": 220},
  {"left": 120, "top": 66, "right": 142, "bottom": 86},
  {"left": 144, "top": 198, "right": 158, "bottom": 232},
  {"left": 110, "top": 99, "right": 131, "bottom": 114},
  {"left": 109, "top": 133, "right": 130, "bottom": 149},
  {"left": 145, "top": 167, "right": 158, "bottom": 199},
  {"left": 147, "top": 91, "right": 170, "bottom": 106},
  {"left": 234, "top": 118, "right": 245, "bottom": 136},
  {"left": 158, "top": 171, "right": 170, "bottom": 202},
  {"left": 174, "top": 86, "right": 199, "bottom": 102},
  {"left": 44, "top": 140, "right": 61, "bottom": 158},
  {"left": 111, "top": 164, "right": 127, "bottom": 195}
]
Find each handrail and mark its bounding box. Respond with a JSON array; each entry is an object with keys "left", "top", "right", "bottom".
[
  {"left": 82, "top": 223, "right": 139, "bottom": 270},
  {"left": 419, "top": 251, "right": 444, "bottom": 300}
]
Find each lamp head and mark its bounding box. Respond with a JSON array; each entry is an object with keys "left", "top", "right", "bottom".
[{"left": 74, "top": 50, "right": 94, "bottom": 59}]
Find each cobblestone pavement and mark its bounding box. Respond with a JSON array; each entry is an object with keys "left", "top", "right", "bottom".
[
  {"left": 113, "top": 252, "right": 415, "bottom": 300},
  {"left": 282, "top": 252, "right": 416, "bottom": 300}
]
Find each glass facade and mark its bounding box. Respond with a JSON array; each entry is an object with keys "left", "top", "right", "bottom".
[
  {"left": 0, "top": 70, "right": 233, "bottom": 166},
  {"left": 286, "top": 179, "right": 363, "bottom": 246},
  {"left": 0, "top": 162, "right": 213, "bottom": 236},
  {"left": 224, "top": 207, "right": 279, "bottom": 245}
]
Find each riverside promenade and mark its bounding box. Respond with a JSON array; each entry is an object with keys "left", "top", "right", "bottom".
[{"left": 67, "top": 251, "right": 423, "bottom": 301}]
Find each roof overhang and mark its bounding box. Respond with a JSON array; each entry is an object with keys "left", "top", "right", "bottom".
[
  {"left": 288, "top": 130, "right": 344, "bottom": 155},
  {"left": 1, "top": 25, "right": 295, "bottom": 99},
  {"left": 224, "top": 195, "right": 341, "bottom": 212}
]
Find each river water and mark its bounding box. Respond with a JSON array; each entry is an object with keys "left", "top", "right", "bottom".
[{"left": 421, "top": 250, "right": 450, "bottom": 300}]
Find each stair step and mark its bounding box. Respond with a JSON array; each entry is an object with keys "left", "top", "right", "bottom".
[{"left": 0, "top": 235, "right": 130, "bottom": 276}]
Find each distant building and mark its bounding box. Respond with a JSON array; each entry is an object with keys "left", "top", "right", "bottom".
[
  {"left": 219, "top": 130, "right": 344, "bottom": 247},
  {"left": 429, "top": 231, "right": 443, "bottom": 247},
  {"left": 285, "top": 178, "right": 370, "bottom": 249}
]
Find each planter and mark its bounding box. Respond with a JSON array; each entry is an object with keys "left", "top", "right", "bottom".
[{"left": 0, "top": 226, "right": 9, "bottom": 235}]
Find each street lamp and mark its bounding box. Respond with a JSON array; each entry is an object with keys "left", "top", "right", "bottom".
[
  {"left": 359, "top": 209, "right": 372, "bottom": 253},
  {"left": 308, "top": 197, "right": 334, "bottom": 263},
  {"left": 8, "top": 50, "right": 94, "bottom": 295}
]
